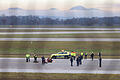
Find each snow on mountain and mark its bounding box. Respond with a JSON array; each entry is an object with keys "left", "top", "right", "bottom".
[
  {"left": 70, "top": 6, "right": 101, "bottom": 11},
  {"left": 70, "top": 6, "right": 87, "bottom": 10}
]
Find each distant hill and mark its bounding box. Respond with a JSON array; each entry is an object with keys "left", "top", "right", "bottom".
[
  {"left": 8, "top": 8, "right": 23, "bottom": 10},
  {"left": 70, "top": 6, "right": 100, "bottom": 11},
  {"left": 48, "top": 8, "right": 58, "bottom": 10},
  {"left": 70, "top": 6, "right": 87, "bottom": 10},
  {"left": 0, "top": 5, "right": 119, "bottom": 19}
]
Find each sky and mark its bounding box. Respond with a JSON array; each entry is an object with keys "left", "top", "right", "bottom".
[{"left": 0, "top": 0, "right": 120, "bottom": 12}]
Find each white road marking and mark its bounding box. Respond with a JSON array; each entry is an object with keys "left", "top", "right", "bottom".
[
  {"left": 0, "top": 28, "right": 120, "bottom": 30},
  {"left": 0, "top": 31, "right": 120, "bottom": 34},
  {"left": 0, "top": 38, "right": 120, "bottom": 41}
]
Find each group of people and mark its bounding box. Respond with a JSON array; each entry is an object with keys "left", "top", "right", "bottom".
[
  {"left": 70, "top": 52, "right": 102, "bottom": 67},
  {"left": 26, "top": 52, "right": 102, "bottom": 67},
  {"left": 25, "top": 54, "right": 53, "bottom": 64},
  {"left": 26, "top": 54, "right": 38, "bottom": 63},
  {"left": 70, "top": 52, "right": 84, "bottom": 67},
  {"left": 41, "top": 56, "right": 53, "bottom": 64}
]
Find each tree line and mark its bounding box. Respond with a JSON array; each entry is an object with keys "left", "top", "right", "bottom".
[{"left": 0, "top": 16, "right": 120, "bottom": 26}]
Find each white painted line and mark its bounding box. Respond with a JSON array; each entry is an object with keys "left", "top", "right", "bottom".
[
  {"left": 0, "top": 38, "right": 120, "bottom": 41},
  {"left": 0, "top": 28, "right": 120, "bottom": 30},
  {"left": 0, "top": 69, "right": 119, "bottom": 74},
  {"left": 0, "top": 31, "right": 120, "bottom": 34}
]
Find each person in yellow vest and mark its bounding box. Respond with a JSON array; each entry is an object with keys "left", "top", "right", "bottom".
[
  {"left": 80, "top": 52, "right": 84, "bottom": 60},
  {"left": 33, "top": 54, "right": 38, "bottom": 63},
  {"left": 26, "top": 54, "right": 30, "bottom": 62},
  {"left": 71, "top": 51, "right": 76, "bottom": 60},
  {"left": 85, "top": 52, "right": 88, "bottom": 59}
]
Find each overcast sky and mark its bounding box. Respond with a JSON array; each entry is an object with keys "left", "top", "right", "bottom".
[{"left": 0, "top": 0, "right": 120, "bottom": 12}]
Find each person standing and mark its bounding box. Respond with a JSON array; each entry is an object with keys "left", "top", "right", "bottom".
[
  {"left": 71, "top": 51, "right": 76, "bottom": 60},
  {"left": 81, "top": 52, "right": 84, "bottom": 60},
  {"left": 76, "top": 56, "right": 79, "bottom": 66},
  {"left": 34, "top": 54, "right": 38, "bottom": 63},
  {"left": 90, "top": 52, "right": 94, "bottom": 61},
  {"left": 98, "top": 52, "right": 102, "bottom": 57},
  {"left": 85, "top": 52, "right": 88, "bottom": 59},
  {"left": 98, "top": 52, "right": 102, "bottom": 67},
  {"left": 70, "top": 57, "right": 73, "bottom": 66},
  {"left": 99, "top": 57, "right": 102, "bottom": 67},
  {"left": 79, "top": 55, "right": 82, "bottom": 65},
  {"left": 26, "top": 54, "right": 30, "bottom": 62},
  {"left": 41, "top": 56, "right": 45, "bottom": 64}
]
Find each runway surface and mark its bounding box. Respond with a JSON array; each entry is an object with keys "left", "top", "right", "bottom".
[
  {"left": 0, "top": 38, "right": 120, "bottom": 41},
  {"left": 0, "top": 28, "right": 120, "bottom": 30},
  {"left": 0, "top": 31, "right": 120, "bottom": 34},
  {"left": 0, "top": 58, "right": 120, "bottom": 74}
]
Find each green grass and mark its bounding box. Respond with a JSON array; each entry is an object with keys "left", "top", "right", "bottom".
[
  {"left": 0, "top": 25, "right": 120, "bottom": 58},
  {"left": 0, "top": 41, "right": 119, "bottom": 57},
  {"left": 0, "top": 33, "right": 120, "bottom": 38},
  {"left": 0, "top": 72, "right": 119, "bottom": 80}
]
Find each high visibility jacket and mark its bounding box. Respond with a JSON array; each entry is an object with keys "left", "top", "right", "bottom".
[
  {"left": 26, "top": 54, "right": 30, "bottom": 58},
  {"left": 34, "top": 55, "right": 37, "bottom": 58},
  {"left": 71, "top": 52, "right": 76, "bottom": 56},
  {"left": 81, "top": 53, "right": 84, "bottom": 56},
  {"left": 85, "top": 53, "right": 88, "bottom": 55}
]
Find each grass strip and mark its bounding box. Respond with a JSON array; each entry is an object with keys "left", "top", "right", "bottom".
[{"left": 0, "top": 72, "right": 119, "bottom": 80}]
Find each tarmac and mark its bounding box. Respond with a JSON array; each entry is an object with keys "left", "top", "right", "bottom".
[
  {"left": 0, "top": 38, "right": 120, "bottom": 41},
  {"left": 0, "top": 28, "right": 120, "bottom": 30},
  {"left": 0, "top": 58, "right": 120, "bottom": 74}
]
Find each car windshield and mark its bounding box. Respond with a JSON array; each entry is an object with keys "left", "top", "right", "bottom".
[{"left": 58, "top": 52, "right": 68, "bottom": 54}]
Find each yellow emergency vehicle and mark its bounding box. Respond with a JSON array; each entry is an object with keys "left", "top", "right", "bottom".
[{"left": 51, "top": 50, "right": 76, "bottom": 59}]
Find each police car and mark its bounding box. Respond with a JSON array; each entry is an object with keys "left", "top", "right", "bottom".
[{"left": 51, "top": 51, "right": 76, "bottom": 59}]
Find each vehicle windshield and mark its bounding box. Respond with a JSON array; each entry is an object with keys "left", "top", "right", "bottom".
[{"left": 57, "top": 52, "right": 68, "bottom": 54}]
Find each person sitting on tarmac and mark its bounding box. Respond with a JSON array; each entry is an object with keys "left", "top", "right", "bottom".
[
  {"left": 41, "top": 56, "right": 47, "bottom": 64},
  {"left": 47, "top": 57, "right": 53, "bottom": 63}
]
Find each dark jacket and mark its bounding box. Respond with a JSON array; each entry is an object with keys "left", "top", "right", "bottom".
[
  {"left": 98, "top": 52, "right": 101, "bottom": 57},
  {"left": 91, "top": 53, "right": 94, "bottom": 57},
  {"left": 79, "top": 56, "right": 82, "bottom": 60},
  {"left": 76, "top": 57, "right": 79, "bottom": 62},
  {"left": 41, "top": 56, "right": 45, "bottom": 61},
  {"left": 70, "top": 57, "right": 73, "bottom": 62}
]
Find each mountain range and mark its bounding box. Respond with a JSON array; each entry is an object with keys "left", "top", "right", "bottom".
[{"left": 0, "top": 6, "right": 119, "bottom": 19}]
